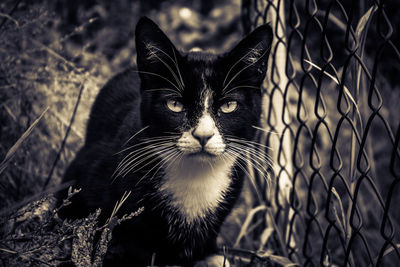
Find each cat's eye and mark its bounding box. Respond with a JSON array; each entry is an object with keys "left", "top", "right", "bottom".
[
  {"left": 220, "top": 101, "right": 238, "bottom": 113},
  {"left": 166, "top": 100, "right": 184, "bottom": 113}
]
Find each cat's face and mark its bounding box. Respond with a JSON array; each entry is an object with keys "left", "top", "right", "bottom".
[{"left": 135, "top": 17, "right": 272, "bottom": 162}]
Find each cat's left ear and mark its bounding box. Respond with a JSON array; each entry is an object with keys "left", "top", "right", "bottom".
[
  {"left": 223, "top": 24, "right": 273, "bottom": 86},
  {"left": 135, "top": 17, "right": 181, "bottom": 78}
]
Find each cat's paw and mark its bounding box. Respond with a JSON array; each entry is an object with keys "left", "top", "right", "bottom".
[{"left": 194, "top": 255, "right": 230, "bottom": 267}]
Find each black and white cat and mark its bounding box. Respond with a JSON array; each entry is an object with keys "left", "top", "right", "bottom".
[{"left": 58, "top": 17, "right": 272, "bottom": 266}]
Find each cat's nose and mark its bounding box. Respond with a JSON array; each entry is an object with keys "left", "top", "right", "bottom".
[
  {"left": 192, "top": 113, "right": 216, "bottom": 147},
  {"left": 192, "top": 128, "right": 214, "bottom": 147}
]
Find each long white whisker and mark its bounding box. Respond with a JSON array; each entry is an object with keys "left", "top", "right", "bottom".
[
  {"left": 145, "top": 88, "right": 182, "bottom": 96},
  {"left": 226, "top": 150, "right": 269, "bottom": 197},
  {"left": 224, "top": 150, "right": 254, "bottom": 180},
  {"left": 227, "top": 147, "right": 266, "bottom": 174},
  {"left": 228, "top": 142, "right": 272, "bottom": 163},
  {"left": 145, "top": 44, "right": 184, "bottom": 90},
  {"left": 148, "top": 150, "right": 182, "bottom": 182},
  {"left": 228, "top": 146, "right": 270, "bottom": 175},
  {"left": 225, "top": 136, "right": 272, "bottom": 150},
  {"left": 117, "top": 145, "right": 169, "bottom": 173},
  {"left": 116, "top": 145, "right": 175, "bottom": 177},
  {"left": 116, "top": 142, "right": 175, "bottom": 170},
  {"left": 122, "top": 126, "right": 150, "bottom": 147},
  {"left": 117, "top": 136, "right": 178, "bottom": 154},
  {"left": 147, "top": 44, "right": 185, "bottom": 89},
  {"left": 171, "top": 48, "right": 185, "bottom": 88},
  {"left": 222, "top": 85, "right": 260, "bottom": 95},
  {"left": 251, "top": 125, "right": 281, "bottom": 136},
  {"left": 132, "top": 70, "right": 181, "bottom": 93},
  {"left": 135, "top": 149, "right": 180, "bottom": 186},
  {"left": 140, "top": 135, "right": 180, "bottom": 142},
  {"left": 113, "top": 138, "right": 177, "bottom": 179},
  {"left": 125, "top": 146, "right": 176, "bottom": 174}
]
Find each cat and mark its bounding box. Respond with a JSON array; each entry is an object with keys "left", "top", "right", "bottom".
[{"left": 58, "top": 17, "right": 272, "bottom": 266}]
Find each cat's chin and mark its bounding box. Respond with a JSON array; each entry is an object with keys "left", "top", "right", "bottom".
[{"left": 184, "top": 151, "right": 221, "bottom": 162}]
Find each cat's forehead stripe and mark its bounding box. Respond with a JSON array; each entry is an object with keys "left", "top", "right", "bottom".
[
  {"left": 204, "top": 92, "right": 210, "bottom": 110},
  {"left": 201, "top": 89, "right": 213, "bottom": 114}
]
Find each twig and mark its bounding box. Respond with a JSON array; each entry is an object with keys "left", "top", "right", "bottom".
[
  {"left": 0, "top": 0, "right": 22, "bottom": 31},
  {"left": 0, "top": 12, "right": 19, "bottom": 27},
  {"left": 43, "top": 82, "right": 86, "bottom": 189},
  {"left": 47, "top": 109, "right": 84, "bottom": 140},
  {"left": 0, "top": 182, "right": 73, "bottom": 217}
]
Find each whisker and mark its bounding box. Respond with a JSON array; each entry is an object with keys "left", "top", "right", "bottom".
[
  {"left": 125, "top": 146, "right": 176, "bottom": 175},
  {"left": 227, "top": 146, "right": 270, "bottom": 175},
  {"left": 145, "top": 88, "right": 182, "bottom": 96},
  {"left": 223, "top": 46, "right": 270, "bottom": 92},
  {"left": 113, "top": 140, "right": 176, "bottom": 177},
  {"left": 224, "top": 150, "right": 255, "bottom": 180},
  {"left": 135, "top": 149, "right": 181, "bottom": 186},
  {"left": 225, "top": 137, "right": 272, "bottom": 180},
  {"left": 121, "top": 125, "right": 150, "bottom": 147},
  {"left": 116, "top": 143, "right": 174, "bottom": 168},
  {"left": 251, "top": 125, "right": 281, "bottom": 136},
  {"left": 116, "top": 144, "right": 175, "bottom": 177},
  {"left": 147, "top": 150, "right": 183, "bottom": 182},
  {"left": 114, "top": 134, "right": 180, "bottom": 177},
  {"left": 132, "top": 70, "right": 182, "bottom": 94},
  {"left": 116, "top": 145, "right": 170, "bottom": 173},
  {"left": 228, "top": 143, "right": 269, "bottom": 163},
  {"left": 145, "top": 43, "right": 184, "bottom": 90},
  {"left": 139, "top": 136, "right": 179, "bottom": 142},
  {"left": 171, "top": 48, "right": 185, "bottom": 88},
  {"left": 117, "top": 136, "right": 178, "bottom": 154},
  {"left": 146, "top": 43, "right": 185, "bottom": 89},
  {"left": 226, "top": 149, "right": 269, "bottom": 188},
  {"left": 227, "top": 142, "right": 273, "bottom": 163},
  {"left": 222, "top": 42, "right": 264, "bottom": 88},
  {"left": 222, "top": 85, "right": 260, "bottom": 96},
  {"left": 225, "top": 136, "right": 272, "bottom": 150},
  {"left": 227, "top": 146, "right": 266, "bottom": 172}
]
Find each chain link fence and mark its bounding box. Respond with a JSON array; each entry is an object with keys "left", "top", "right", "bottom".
[{"left": 238, "top": 0, "right": 400, "bottom": 266}]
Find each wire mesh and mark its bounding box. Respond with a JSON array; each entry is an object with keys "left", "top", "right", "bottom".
[{"left": 241, "top": 0, "right": 400, "bottom": 266}]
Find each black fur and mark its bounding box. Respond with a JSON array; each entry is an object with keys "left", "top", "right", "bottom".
[{"left": 58, "top": 17, "right": 272, "bottom": 266}]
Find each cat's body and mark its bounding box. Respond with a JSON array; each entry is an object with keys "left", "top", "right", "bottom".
[{"left": 58, "top": 17, "right": 272, "bottom": 266}]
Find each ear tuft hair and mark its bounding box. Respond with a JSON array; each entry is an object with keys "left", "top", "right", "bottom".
[
  {"left": 223, "top": 24, "right": 273, "bottom": 88},
  {"left": 135, "top": 17, "right": 182, "bottom": 90},
  {"left": 135, "top": 17, "right": 180, "bottom": 67}
]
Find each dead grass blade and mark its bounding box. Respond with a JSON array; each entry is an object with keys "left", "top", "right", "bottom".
[
  {"left": 105, "top": 191, "right": 132, "bottom": 224},
  {"left": 304, "top": 59, "right": 363, "bottom": 128},
  {"left": 258, "top": 250, "right": 300, "bottom": 266},
  {"left": 258, "top": 226, "right": 275, "bottom": 251},
  {"left": 0, "top": 107, "right": 48, "bottom": 175},
  {"left": 234, "top": 205, "right": 267, "bottom": 247},
  {"left": 367, "top": 244, "right": 400, "bottom": 267}
]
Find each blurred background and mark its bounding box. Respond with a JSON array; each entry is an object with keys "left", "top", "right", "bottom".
[{"left": 0, "top": 0, "right": 399, "bottom": 266}]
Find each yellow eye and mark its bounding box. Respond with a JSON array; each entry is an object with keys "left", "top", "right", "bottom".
[
  {"left": 166, "top": 100, "right": 184, "bottom": 112},
  {"left": 220, "top": 101, "right": 238, "bottom": 113}
]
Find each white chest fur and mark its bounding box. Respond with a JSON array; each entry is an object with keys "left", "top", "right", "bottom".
[{"left": 160, "top": 156, "right": 236, "bottom": 223}]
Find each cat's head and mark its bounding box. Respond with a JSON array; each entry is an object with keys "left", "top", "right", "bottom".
[{"left": 135, "top": 17, "right": 272, "bottom": 162}]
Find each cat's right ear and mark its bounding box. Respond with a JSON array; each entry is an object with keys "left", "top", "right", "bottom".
[
  {"left": 222, "top": 24, "right": 273, "bottom": 87},
  {"left": 135, "top": 17, "right": 181, "bottom": 85}
]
